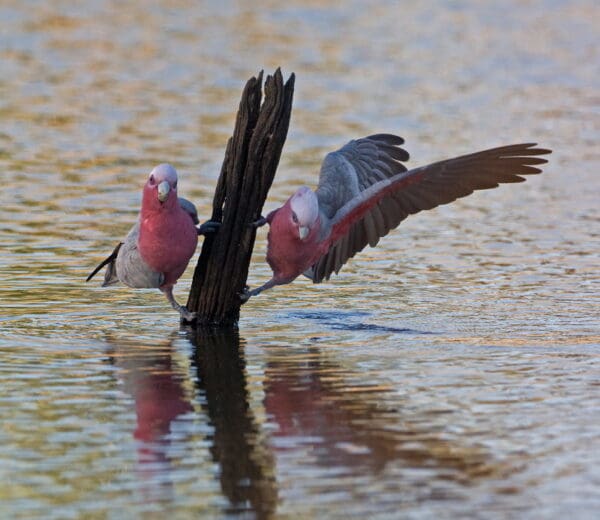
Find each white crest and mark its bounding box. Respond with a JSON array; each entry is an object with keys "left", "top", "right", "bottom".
[{"left": 290, "top": 186, "right": 319, "bottom": 226}]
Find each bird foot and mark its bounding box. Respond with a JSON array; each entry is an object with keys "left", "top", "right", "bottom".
[
  {"left": 197, "top": 220, "right": 221, "bottom": 236},
  {"left": 239, "top": 285, "right": 253, "bottom": 303},
  {"left": 162, "top": 286, "right": 196, "bottom": 322},
  {"left": 178, "top": 306, "right": 197, "bottom": 323},
  {"left": 240, "top": 280, "right": 276, "bottom": 303},
  {"left": 248, "top": 216, "right": 267, "bottom": 229}
]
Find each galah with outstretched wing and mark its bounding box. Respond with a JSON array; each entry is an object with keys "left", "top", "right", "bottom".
[
  {"left": 243, "top": 134, "right": 551, "bottom": 299},
  {"left": 87, "top": 163, "right": 217, "bottom": 321}
]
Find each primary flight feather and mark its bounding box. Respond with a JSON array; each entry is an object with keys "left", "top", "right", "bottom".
[{"left": 243, "top": 135, "right": 551, "bottom": 299}]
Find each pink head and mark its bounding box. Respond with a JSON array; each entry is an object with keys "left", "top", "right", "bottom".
[
  {"left": 287, "top": 186, "right": 320, "bottom": 241},
  {"left": 142, "top": 163, "right": 179, "bottom": 213},
  {"left": 265, "top": 186, "right": 321, "bottom": 283}
]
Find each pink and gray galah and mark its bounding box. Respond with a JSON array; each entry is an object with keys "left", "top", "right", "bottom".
[
  {"left": 243, "top": 134, "right": 551, "bottom": 300},
  {"left": 87, "top": 164, "right": 218, "bottom": 321}
]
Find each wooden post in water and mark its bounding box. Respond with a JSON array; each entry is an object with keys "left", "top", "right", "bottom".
[{"left": 186, "top": 69, "right": 295, "bottom": 327}]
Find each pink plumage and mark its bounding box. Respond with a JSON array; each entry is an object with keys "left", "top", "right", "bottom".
[
  {"left": 138, "top": 166, "right": 198, "bottom": 287},
  {"left": 265, "top": 201, "right": 326, "bottom": 287},
  {"left": 87, "top": 163, "right": 204, "bottom": 321}
]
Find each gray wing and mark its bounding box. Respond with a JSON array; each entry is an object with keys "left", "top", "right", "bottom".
[
  {"left": 115, "top": 222, "right": 164, "bottom": 288},
  {"left": 87, "top": 197, "right": 195, "bottom": 286},
  {"left": 178, "top": 197, "right": 199, "bottom": 225},
  {"left": 303, "top": 134, "right": 409, "bottom": 280},
  {"left": 87, "top": 222, "right": 164, "bottom": 288},
  {"left": 314, "top": 134, "right": 409, "bottom": 220},
  {"left": 307, "top": 143, "right": 551, "bottom": 283}
]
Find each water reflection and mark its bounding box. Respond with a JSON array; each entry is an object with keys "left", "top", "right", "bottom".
[
  {"left": 106, "top": 330, "right": 508, "bottom": 515},
  {"left": 264, "top": 346, "right": 497, "bottom": 489},
  {"left": 188, "top": 329, "right": 278, "bottom": 518},
  {"left": 198, "top": 330, "right": 514, "bottom": 509},
  {"left": 107, "top": 331, "right": 277, "bottom": 517},
  {"left": 107, "top": 338, "right": 194, "bottom": 504}
]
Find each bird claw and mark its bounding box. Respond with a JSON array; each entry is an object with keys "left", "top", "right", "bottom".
[
  {"left": 179, "top": 306, "right": 197, "bottom": 323},
  {"left": 197, "top": 220, "right": 221, "bottom": 236},
  {"left": 239, "top": 285, "right": 252, "bottom": 303},
  {"left": 248, "top": 216, "right": 267, "bottom": 229},
  {"left": 239, "top": 280, "right": 274, "bottom": 303}
]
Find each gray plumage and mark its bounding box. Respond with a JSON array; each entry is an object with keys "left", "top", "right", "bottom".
[
  {"left": 305, "top": 137, "right": 550, "bottom": 283},
  {"left": 177, "top": 197, "right": 199, "bottom": 225},
  {"left": 87, "top": 197, "right": 199, "bottom": 288},
  {"left": 314, "top": 134, "right": 408, "bottom": 220},
  {"left": 104, "top": 221, "right": 164, "bottom": 288}
]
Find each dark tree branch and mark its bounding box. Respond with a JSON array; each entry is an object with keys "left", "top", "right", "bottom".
[{"left": 186, "top": 69, "right": 295, "bottom": 327}]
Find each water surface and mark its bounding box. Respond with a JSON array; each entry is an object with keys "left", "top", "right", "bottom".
[{"left": 1, "top": 1, "right": 599, "bottom": 518}]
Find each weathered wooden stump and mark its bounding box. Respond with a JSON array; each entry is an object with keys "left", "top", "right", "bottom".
[{"left": 186, "top": 69, "right": 295, "bottom": 327}]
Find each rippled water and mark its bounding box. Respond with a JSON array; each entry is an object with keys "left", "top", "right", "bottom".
[{"left": 1, "top": 1, "right": 599, "bottom": 518}]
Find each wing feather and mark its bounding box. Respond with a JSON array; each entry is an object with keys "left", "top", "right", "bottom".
[
  {"left": 309, "top": 143, "right": 551, "bottom": 282},
  {"left": 314, "top": 134, "right": 409, "bottom": 219},
  {"left": 178, "top": 197, "right": 199, "bottom": 225},
  {"left": 86, "top": 242, "right": 122, "bottom": 285},
  {"left": 115, "top": 223, "right": 164, "bottom": 288}
]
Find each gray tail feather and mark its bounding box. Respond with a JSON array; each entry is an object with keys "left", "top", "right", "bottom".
[{"left": 86, "top": 243, "right": 122, "bottom": 285}]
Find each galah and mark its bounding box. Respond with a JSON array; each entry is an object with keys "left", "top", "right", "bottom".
[
  {"left": 87, "top": 163, "right": 217, "bottom": 321},
  {"left": 243, "top": 134, "right": 551, "bottom": 299}
]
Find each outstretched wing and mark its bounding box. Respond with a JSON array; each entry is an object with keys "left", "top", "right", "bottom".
[
  {"left": 307, "top": 143, "right": 551, "bottom": 283},
  {"left": 314, "top": 134, "right": 409, "bottom": 220}
]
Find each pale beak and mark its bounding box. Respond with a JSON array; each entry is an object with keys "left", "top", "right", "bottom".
[
  {"left": 299, "top": 226, "right": 310, "bottom": 240},
  {"left": 157, "top": 181, "right": 170, "bottom": 202}
]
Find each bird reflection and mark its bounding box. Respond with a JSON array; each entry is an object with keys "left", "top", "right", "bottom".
[
  {"left": 107, "top": 330, "right": 278, "bottom": 518},
  {"left": 107, "top": 330, "right": 497, "bottom": 514},
  {"left": 106, "top": 337, "right": 193, "bottom": 503},
  {"left": 264, "top": 347, "right": 495, "bottom": 484},
  {"left": 188, "top": 328, "right": 277, "bottom": 519},
  {"left": 265, "top": 351, "right": 398, "bottom": 471}
]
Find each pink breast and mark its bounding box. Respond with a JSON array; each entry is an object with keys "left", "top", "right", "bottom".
[{"left": 138, "top": 210, "right": 198, "bottom": 286}]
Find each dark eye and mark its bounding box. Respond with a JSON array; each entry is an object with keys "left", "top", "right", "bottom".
[
  {"left": 149, "top": 175, "right": 156, "bottom": 185},
  {"left": 173, "top": 181, "right": 177, "bottom": 189},
  {"left": 292, "top": 212, "right": 298, "bottom": 224}
]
